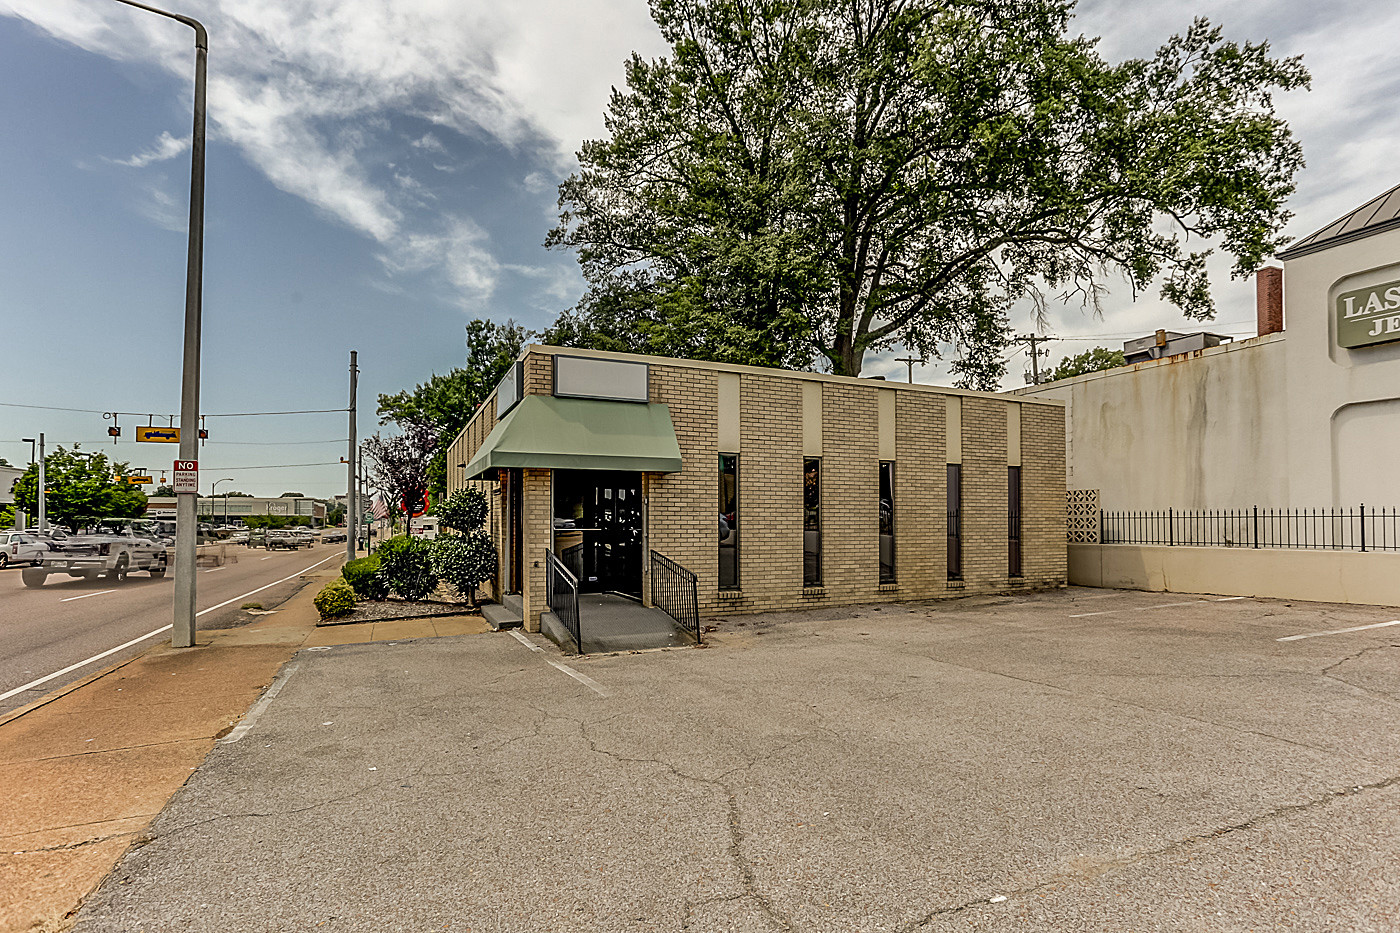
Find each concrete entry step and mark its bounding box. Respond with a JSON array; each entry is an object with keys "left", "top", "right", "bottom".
[{"left": 480, "top": 596, "right": 523, "bottom": 631}]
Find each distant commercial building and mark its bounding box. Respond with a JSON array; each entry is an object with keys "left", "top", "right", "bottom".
[
  {"left": 448, "top": 345, "right": 1067, "bottom": 632},
  {"left": 145, "top": 496, "right": 327, "bottom": 526}
]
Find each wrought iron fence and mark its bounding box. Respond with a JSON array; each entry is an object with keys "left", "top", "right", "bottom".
[
  {"left": 544, "top": 548, "right": 581, "bottom": 653},
  {"left": 1098, "top": 506, "right": 1400, "bottom": 552},
  {"left": 649, "top": 550, "right": 701, "bottom": 644}
]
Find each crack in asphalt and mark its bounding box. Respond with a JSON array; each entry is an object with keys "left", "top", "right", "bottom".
[
  {"left": 8, "top": 829, "right": 140, "bottom": 856},
  {"left": 557, "top": 714, "right": 797, "bottom": 933},
  {"left": 904, "top": 651, "right": 1368, "bottom": 763},
  {"left": 1321, "top": 642, "right": 1400, "bottom": 707},
  {"left": 900, "top": 771, "right": 1400, "bottom": 930}
]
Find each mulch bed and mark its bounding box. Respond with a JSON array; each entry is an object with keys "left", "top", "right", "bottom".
[{"left": 316, "top": 596, "right": 482, "bottom": 627}]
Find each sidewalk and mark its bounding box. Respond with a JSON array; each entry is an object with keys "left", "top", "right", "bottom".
[{"left": 0, "top": 565, "right": 487, "bottom": 933}]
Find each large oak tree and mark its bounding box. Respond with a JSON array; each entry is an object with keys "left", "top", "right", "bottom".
[{"left": 547, "top": 0, "right": 1308, "bottom": 386}]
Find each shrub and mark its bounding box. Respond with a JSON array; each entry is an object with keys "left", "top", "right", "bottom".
[
  {"left": 313, "top": 578, "right": 356, "bottom": 619},
  {"left": 342, "top": 554, "right": 388, "bottom": 600},
  {"left": 431, "top": 531, "right": 497, "bottom": 603},
  {"left": 376, "top": 535, "right": 438, "bottom": 601},
  {"left": 437, "top": 487, "right": 488, "bottom": 534}
]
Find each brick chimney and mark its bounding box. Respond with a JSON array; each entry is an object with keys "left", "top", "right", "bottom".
[{"left": 1256, "top": 266, "right": 1284, "bottom": 336}]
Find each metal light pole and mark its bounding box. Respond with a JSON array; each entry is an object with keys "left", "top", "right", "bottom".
[
  {"left": 37, "top": 434, "right": 46, "bottom": 533},
  {"left": 111, "top": 1, "right": 207, "bottom": 648},
  {"left": 212, "top": 477, "right": 234, "bottom": 526},
  {"left": 20, "top": 437, "right": 36, "bottom": 529},
  {"left": 347, "top": 351, "right": 358, "bottom": 562}
]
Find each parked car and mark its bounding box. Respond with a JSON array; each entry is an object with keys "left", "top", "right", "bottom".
[
  {"left": 292, "top": 527, "right": 316, "bottom": 546},
  {"left": 248, "top": 529, "right": 268, "bottom": 549},
  {"left": 265, "top": 529, "right": 305, "bottom": 550},
  {"left": 321, "top": 527, "right": 347, "bottom": 543},
  {"left": 1, "top": 531, "right": 49, "bottom": 569},
  {"left": 228, "top": 530, "right": 250, "bottom": 545},
  {"left": 24, "top": 518, "right": 167, "bottom": 586}
]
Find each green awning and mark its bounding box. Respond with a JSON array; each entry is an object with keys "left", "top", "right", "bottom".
[{"left": 462, "top": 395, "right": 683, "bottom": 479}]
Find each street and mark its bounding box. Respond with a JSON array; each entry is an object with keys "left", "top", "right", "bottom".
[{"left": 0, "top": 544, "right": 344, "bottom": 717}]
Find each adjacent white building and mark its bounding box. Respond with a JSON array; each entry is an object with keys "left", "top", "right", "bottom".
[{"left": 1022, "top": 181, "right": 1400, "bottom": 512}]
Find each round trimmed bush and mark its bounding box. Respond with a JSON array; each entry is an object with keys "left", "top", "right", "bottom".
[
  {"left": 437, "top": 487, "right": 488, "bottom": 534},
  {"left": 342, "top": 554, "right": 387, "bottom": 600},
  {"left": 314, "top": 578, "right": 356, "bottom": 619},
  {"left": 376, "top": 535, "right": 438, "bottom": 601},
  {"left": 431, "top": 531, "right": 497, "bottom": 603}
]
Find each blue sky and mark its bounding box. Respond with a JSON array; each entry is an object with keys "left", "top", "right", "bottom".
[{"left": 2, "top": 0, "right": 1397, "bottom": 497}]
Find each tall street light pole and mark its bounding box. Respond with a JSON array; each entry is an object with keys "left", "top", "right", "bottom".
[
  {"left": 111, "top": 0, "right": 207, "bottom": 648},
  {"left": 347, "top": 351, "right": 358, "bottom": 562},
  {"left": 20, "top": 437, "right": 36, "bottom": 529},
  {"left": 212, "top": 477, "right": 234, "bottom": 526}
]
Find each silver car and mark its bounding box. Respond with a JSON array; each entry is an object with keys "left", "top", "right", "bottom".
[{"left": 1, "top": 531, "right": 49, "bottom": 569}]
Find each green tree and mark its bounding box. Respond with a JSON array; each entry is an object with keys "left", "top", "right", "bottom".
[
  {"left": 378, "top": 318, "right": 530, "bottom": 501},
  {"left": 12, "top": 447, "right": 149, "bottom": 531},
  {"left": 152, "top": 484, "right": 176, "bottom": 497},
  {"left": 1045, "top": 346, "right": 1127, "bottom": 382},
  {"left": 548, "top": 0, "right": 1307, "bottom": 388},
  {"left": 279, "top": 492, "right": 305, "bottom": 498}
]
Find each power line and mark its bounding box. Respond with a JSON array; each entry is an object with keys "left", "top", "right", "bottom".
[{"left": 0, "top": 401, "right": 348, "bottom": 417}]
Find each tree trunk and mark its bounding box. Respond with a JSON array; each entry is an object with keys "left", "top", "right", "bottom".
[{"left": 831, "top": 332, "right": 863, "bottom": 377}]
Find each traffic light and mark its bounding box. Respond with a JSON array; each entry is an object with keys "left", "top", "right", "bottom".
[
  {"left": 107, "top": 426, "right": 121, "bottom": 437},
  {"left": 198, "top": 428, "right": 209, "bottom": 439}
]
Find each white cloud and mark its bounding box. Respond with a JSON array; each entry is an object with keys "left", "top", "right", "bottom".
[
  {"left": 113, "top": 130, "right": 190, "bottom": 168},
  {"left": 377, "top": 218, "right": 500, "bottom": 308}
]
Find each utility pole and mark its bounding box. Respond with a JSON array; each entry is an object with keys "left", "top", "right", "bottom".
[
  {"left": 346, "top": 350, "right": 358, "bottom": 561},
  {"left": 1012, "top": 334, "right": 1056, "bottom": 384},
  {"left": 894, "top": 355, "right": 925, "bottom": 383}
]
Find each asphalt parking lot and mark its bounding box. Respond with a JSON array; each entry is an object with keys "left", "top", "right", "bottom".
[{"left": 76, "top": 587, "right": 1400, "bottom": 932}]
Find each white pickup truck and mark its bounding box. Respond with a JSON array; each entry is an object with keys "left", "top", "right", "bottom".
[{"left": 23, "top": 519, "right": 169, "bottom": 587}]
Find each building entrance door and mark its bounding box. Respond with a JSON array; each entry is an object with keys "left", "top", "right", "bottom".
[
  {"left": 500, "top": 469, "right": 523, "bottom": 594},
  {"left": 553, "top": 470, "right": 643, "bottom": 599}
]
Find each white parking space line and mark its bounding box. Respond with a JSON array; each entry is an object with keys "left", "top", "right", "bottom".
[
  {"left": 261, "top": 556, "right": 274, "bottom": 561},
  {"left": 1278, "top": 619, "right": 1400, "bottom": 642},
  {"left": 508, "top": 630, "right": 608, "bottom": 697},
  {"left": 59, "top": 589, "right": 116, "bottom": 602},
  {"left": 1069, "top": 599, "right": 1207, "bottom": 619},
  {"left": 1214, "top": 596, "right": 1248, "bottom": 601},
  {"left": 2, "top": 554, "right": 342, "bottom": 706},
  {"left": 220, "top": 661, "right": 300, "bottom": 744},
  {"left": 202, "top": 567, "right": 224, "bottom": 573}
]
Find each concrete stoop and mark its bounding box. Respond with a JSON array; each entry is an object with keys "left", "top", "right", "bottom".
[{"left": 480, "top": 593, "right": 524, "bottom": 631}]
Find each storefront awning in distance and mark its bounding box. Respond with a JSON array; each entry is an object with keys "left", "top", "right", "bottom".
[{"left": 461, "top": 396, "right": 683, "bottom": 479}]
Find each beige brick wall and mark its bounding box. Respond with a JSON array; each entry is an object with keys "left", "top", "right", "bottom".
[
  {"left": 894, "top": 390, "right": 947, "bottom": 597},
  {"left": 441, "top": 347, "right": 1067, "bottom": 620}
]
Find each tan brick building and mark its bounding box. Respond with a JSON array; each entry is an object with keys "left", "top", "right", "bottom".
[{"left": 448, "top": 346, "right": 1066, "bottom": 633}]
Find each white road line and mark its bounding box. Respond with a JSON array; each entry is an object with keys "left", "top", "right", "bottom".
[
  {"left": 508, "top": 630, "right": 608, "bottom": 696},
  {"left": 202, "top": 567, "right": 224, "bottom": 573},
  {"left": 1069, "top": 600, "right": 1207, "bottom": 618},
  {"left": 1214, "top": 596, "right": 1248, "bottom": 601},
  {"left": 0, "top": 624, "right": 171, "bottom": 703},
  {"left": 1278, "top": 620, "right": 1400, "bottom": 642},
  {"left": 2, "top": 554, "right": 342, "bottom": 705},
  {"left": 195, "top": 554, "right": 339, "bottom": 618},
  {"left": 261, "top": 556, "right": 274, "bottom": 561},
  {"left": 60, "top": 589, "right": 116, "bottom": 602},
  {"left": 220, "top": 661, "right": 300, "bottom": 744}
]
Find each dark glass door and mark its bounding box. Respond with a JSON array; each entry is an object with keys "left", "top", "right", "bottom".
[{"left": 553, "top": 471, "right": 643, "bottom": 599}]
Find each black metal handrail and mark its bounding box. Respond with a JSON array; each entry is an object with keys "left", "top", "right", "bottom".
[
  {"left": 544, "top": 548, "right": 582, "bottom": 653},
  {"left": 1096, "top": 506, "right": 1399, "bottom": 552},
  {"left": 649, "top": 550, "right": 700, "bottom": 644}
]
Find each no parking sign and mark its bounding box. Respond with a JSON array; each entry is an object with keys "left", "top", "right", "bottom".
[{"left": 173, "top": 460, "right": 199, "bottom": 494}]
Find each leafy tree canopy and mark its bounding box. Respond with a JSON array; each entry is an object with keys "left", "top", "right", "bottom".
[
  {"left": 547, "top": 0, "right": 1308, "bottom": 388},
  {"left": 12, "top": 446, "right": 148, "bottom": 531},
  {"left": 377, "top": 318, "right": 529, "bottom": 500},
  {"left": 1045, "top": 346, "right": 1127, "bottom": 381},
  {"left": 363, "top": 421, "right": 440, "bottom": 522},
  {"left": 152, "top": 485, "right": 176, "bottom": 497},
  {"left": 279, "top": 492, "right": 305, "bottom": 498}
]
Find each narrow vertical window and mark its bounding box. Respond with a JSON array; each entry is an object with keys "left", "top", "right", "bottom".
[
  {"left": 1008, "top": 466, "right": 1022, "bottom": 577},
  {"left": 719, "top": 454, "right": 739, "bottom": 589},
  {"left": 803, "top": 458, "right": 822, "bottom": 586},
  {"left": 947, "top": 463, "right": 963, "bottom": 581},
  {"left": 879, "top": 461, "right": 895, "bottom": 584}
]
